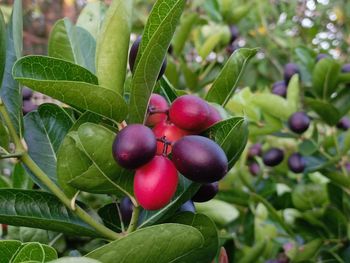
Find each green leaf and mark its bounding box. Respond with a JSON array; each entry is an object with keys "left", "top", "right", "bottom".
[
  {"left": 159, "top": 77, "right": 178, "bottom": 102},
  {"left": 293, "top": 239, "right": 323, "bottom": 262},
  {"left": 286, "top": 74, "right": 300, "bottom": 112},
  {"left": 11, "top": 243, "right": 57, "bottom": 263},
  {"left": 24, "top": 104, "right": 73, "bottom": 188},
  {"left": 128, "top": 0, "right": 186, "bottom": 124},
  {"left": 12, "top": 163, "right": 33, "bottom": 189},
  {"left": 49, "top": 258, "right": 101, "bottom": 263},
  {"left": 0, "top": 0, "right": 23, "bottom": 135},
  {"left": 96, "top": 0, "right": 132, "bottom": 94},
  {"left": 0, "top": 189, "right": 98, "bottom": 237},
  {"left": 173, "top": 13, "right": 198, "bottom": 55},
  {"left": 198, "top": 32, "right": 224, "bottom": 60},
  {"left": 87, "top": 224, "right": 204, "bottom": 263},
  {"left": 205, "top": 48, "right": 258, "bottom": 106},
  {"left": 0, "top": 240, "right": 22, "bottom": 263},
  {"left": 0, "top": 120, "right": 9, "bottom": 150},
  {"left": 252, "top": 93, "right": 293, "bottom": 120},
  {"left": 238, "top": 240, "right": 267, "bottom": 263},
  {"left": 330, "top": 86, "right": 350, "bottom": 117},
  {"left": 13, "top": 56, "right": 127, "bottom": 122},
  {"left": 312, "top": 58, "right": 340, "bottom": 99},
  {"left": 305, "top": 97, "right": 340, "bottom": 125},
  {"left": 97, "top": 203, "right": 122, "bottom": 233},
  {"left": 171, "top": 213, "right": 219, "bottom": 263},
  {"left": 57, "top": 123, "right": 133, "bottom": 197},
  {"left": 48, "top": 18, "right": 96, "bottom": 73},
  {"left": 204, "top": 117, "right": 248, "bottom": 170},
  {"left": 0, "top": 8, "right": 6, "bottom": 85},
  {"left": 195, "top": 200, "right": 239, "bottom": 226},
  {"left": 138, "top": 176, "right": 200, "bottom": 228}
]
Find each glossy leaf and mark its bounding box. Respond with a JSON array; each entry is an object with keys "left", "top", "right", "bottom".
[
  {"left": 286, "top": 74, "right": 300, "bottom": 112},
  {"left": 97, "top": 203, "right": 122, "bottom": 233},
  {"left": 128, "top": 0, "right": 186, "bottom": 124},
  {"left": 11, "top": 243, "right": 57, "bottom": 263},
  {"left": 87, "top": 224, "right": 204, "bottom": 263},
  {"left": 0, "top": 8, "right": 5, "bottom": 85},
  {"left": 96, "top": 0, "right": 132, "bottom": 94},
  {"left": 173, "top": 13, "right": 198, "bottom": 55},
  {"left": 206, "top": 48, "right": 258, "bottom": 106},
  {"left": 138, "top": 175, "right": 200, "bottom": 228},
  {"left": 159, "top": 77, "right": 178, "bottom": 102},
  {"left": 312, "top": 58, "right": 340, "bottom": 99},
  {"left": 13, "top": 56, "right": 127, "bottom": 122},
  {"left": 12, "top": 163, "right": 33, "bottom": 189},
  {"left": 305, "top": 98, "right": 340, "bottom": 125},
  {"left": 204, "top": 117, "right": 248, "bottom": 169},
  {"left": 252, "top": 93, "right": 293, "bottom": 120},
  {"left": 0, "top": 120, "right": 9, "bottom": 150},
  {"left": 0, "top": 240, "right": 22, "bottom": 263},
  {"left": 238, "top": 241, "right": 267, "bottom": 263},
  {"left": 198, "top": 32, "right": 224, "bottom": 60},
  {"left": 293, "top": 239, "right": 323, "bottom": 262},
  {"left": 0, "top": 189, "right": 98, "bottom": 237},
  {"left": 24, "top": 104, "right": 73, "bottom": 188},
  {"left": 48, "top": 18, "right": 96, "bottom": 73},
  {"left": 171, "top": 213, "right": 219, "bottom": 263},
  {"left": 57, "top": 123, "right": 133, "bottom": 197},
  {"left": 50, "top": 258, "right": 101, "bottom": 263},
  {"left": 0, "top": 0, "right": 23, "bottom": 135}
]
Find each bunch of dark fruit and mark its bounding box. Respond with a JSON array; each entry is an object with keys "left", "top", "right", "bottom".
[
  {"left": 112, "top": 93, "right": 228, "bottom": 211},
  {"left": 271, "top": 63, "right": 300, "bottom": 97},
  {"left": 22, "top": 87, "right": 37, "bottom": 115}
]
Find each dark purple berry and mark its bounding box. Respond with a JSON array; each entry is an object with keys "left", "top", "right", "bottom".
[
  {"left": 316, "top": 53, "right": 328, "bottom": 62},
  {"left": 22, "top": 100, "right": 37, "bottom": 115},
  {"left": 178, "top": 200, "right": 195, "bottom": 213},
  {"left": 226, "top": 43, "right": 238, "bottom": 55},
  {"left": 345, "top": 162, "right": 350, "bottom": 172},
  {"left": 229, "top": 25, "right": 239, "bottom": 42},
  {"left": 248, "top": 143, "right": 262, "bottom": 159},
  {"left": 129, "top": 36, "right": 167, "bottom": 80},
  {"left": 192, "top": 182, "right": 219, "bottom": 203},
  {"left": 272, "top": 81, "right": 287, "bottom": 98},
  {"left": 249, "top": 162, "right": 260, "bottom": 176},
  {"left": 22, "top": 88, "right": 33, "bottom": 100},
  {"left": 336, "top": 117, "right": 350, "bottom": 130},
  {"left": 263, "top": 148, "right": 284, "bottom": 167},
  {"left": 284, "top": 63, "right": 300, "bottom": 84},
  {"left": 119, "top": 197, "right": 133, "bottom": 225},
  {"left": 172, "top": 135, "right": 228, "bottom": 183},
  {"left": 342, "top": 64, "right": 350, "bottom": 73},
  {"left": 288, "top": 153, "right": 306, "bottom": 173},
  {"left": 288, "top": 112, "right": 310, "bottom": 134},
  {"left": 112, "top": 124, "right": 156, "bottom": 169}
]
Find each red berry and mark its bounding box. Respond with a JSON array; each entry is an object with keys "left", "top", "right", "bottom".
[
  {"left": 134, "top": 156, "right": 178, "bottom": 210},
  {"left": 153, "top": 120, "right": 190, "bottom": 155},
  {"left": 169, "top": 95, "right": 210, "bottom": 132},
  {"left": 203, "top": 105, "right": 222, "bottom": 130},
  {"left": 146, "top": 94, "right": 169, "bottom": 126}
]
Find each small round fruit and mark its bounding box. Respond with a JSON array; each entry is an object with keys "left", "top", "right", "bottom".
[
  {"left": 178, "top": 200, "right": 195, "bottom": 213},
  {"left": 172, "top": 135, "right": 228, "bottom": 183},
  {"left": 263, "top": 148, "right": 284, "bottom": 167},
  {"left": 248, "top": 162, "right": 260, "bottom": 176},
  {"left": 129, "top": 36, "right": 167, "bottom": 80},
  {"left": 192, "top": 182, "right": 218, "bottom": 203},
  {"left": 112, "top": 124, "right": 156, "bottom": 169},
  {"left": 153, "top": 120, "right": 190, "bottom": 155},
  {"left": 119, "top": 197, "right": 133, "bottom": 225},
  {"left": 316, "top": 53, "right": 328, "bottom": 62},
  {"left": 272, "top": 81, "right": 287, "bottom": 98},
  {"left": 146, "top": 94, "right": 169, "bottom": 126},
  {"left": 22, "top": 100, "right": 37, "bottom": 115},
  {"left": 284, "top": 63, "right": 300, "bottom": 84},
  {"left": 337, "top": 117, "right": 350, "bottom": 130},
  {"left": 247, "top": 143, "right": 262, "bottom": 159},
  {"left": 226, "top": 43, "right": 238, "bottom": 55},
  {"left": 229, "top": 25, "right": 239, "bottom": 42},
  {"left": 288, "top": 112, "right": 310, "bottom": 134},
  {"left": 169, "top": 95, "right": 210, "bottom": 132},
  {"left": 202, "top": 105, "right": 222, "bottom": 130},
  {"left": 22, "top": 88, "right": 33, "bottom": 100},
  {"left": 134, "top": 156, "right": 178, "bottom": 210},
  {"left": 342, "top": 64, "right": 350, "bottom": 73},
  {"left": 288, "top": 153, "right": 306, "bottom": 173}
]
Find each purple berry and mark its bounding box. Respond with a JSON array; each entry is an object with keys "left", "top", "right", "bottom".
[
  {"left": 284, "top": 63, "right": 300, "bottom": 84},
  {"left": 229, "top": 25, "right": 239, "bottom": 42},
  {"left": 192, "top": 182, "right": 219, "bottom": 203},
  {"left": 22, "top": 88, "right": 33, "bottom": 100},
  {"left": 336, "top": 117, "right": 350, "bottom": 130},
  {"left": 178, "top": 200, "right": 196, "bottom": 213},
  {"left": 288, "top": 153, "right": 306, "bottom": 173},
  {"left": 288, "top": 112, "right": 310, "bottom": 134},
  {"left": 316, "top": 53, "right": 328, "bottom": 62},
  {"left": 263, "top": 148, "right": 284, "bottom": 167},
  {"left": 342, "top": 64, "right": 350, "bottom": 73},
  {"left": 22, "top": 100, "right": 37, "bottom": 115},
  {"left": 249, "top": 162, "right": 260, "bottom": 176},
  {"left": 119, "top": 197, "right": 133, "bottom": 225},
  {"left": 248, "top": 143, "right": 262, "bottom": 159},
  {"left": 272, "top": 81, "right": 287, "bottom": 98}
]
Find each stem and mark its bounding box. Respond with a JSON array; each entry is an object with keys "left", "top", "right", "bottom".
[
  {"left": 127, "top": 205, "right": 140, "bottom": 233},
  {"left": 0, "top": 152, "right": 24, "bottom": 159}
]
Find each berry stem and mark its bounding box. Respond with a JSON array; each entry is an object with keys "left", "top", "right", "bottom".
[{"left": 127, "top": 205, "right": 140, "bottom": 233}]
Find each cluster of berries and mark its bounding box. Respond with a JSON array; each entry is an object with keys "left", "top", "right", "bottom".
[{"left": 112, "top": 94, "right": 228, "bottom": 210}]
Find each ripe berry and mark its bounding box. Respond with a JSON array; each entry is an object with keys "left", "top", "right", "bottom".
[
  {"left": 288, "top": 112, "right": 310, "bottom": 134},
  {"left": 336, "top": 117, "right": 350, "bottom": 130},
  {"left": 112, "top": 124, "right": 156, "bottom": 169},
  {"left": 22, "top": 88, "right": 33, "bottom": 100},
  {"left": 153, "top": 120, "right": 190, "bottom": 155},
  {"left": 288, "top": 153, "right": 306, "bottom": 173},
  {"left": 248, "top": 162, "right": 260, "bottom": 176},
  {"left": 247, "top": 143, "right": 262, "bottom": 159},
  {"left": 202, "top": 105, "right": 222, "bottom": 130},
  {"left": 316, "top": 53, "right": 328, "bottom": 62},
  {"left": 192, "top": 182, "right": 219, "bottom": 203},
  {"left": 134, "top": 156, "right": 178, "bottom": 210},
  {"left": 263, "top": 148, "right": 284, "bottom": 167},
  {"left": 129, "top": 36, "right": 167, "bottom": 80},
  {"left": 146, "top": 94, "right": 169, "bottom": 127},
  {"left": 229, "top": 25, "right": 239, "bottom": 42},
  {"left": 342, "top": 64, "right": 350, "bottom": 73},
  {"left": 284, "top": 63, "right": 300, "bottom": 84},
  {"left": 119, "top": 197, "right": 133, "bottom": 225},
  {"left": 169, "top": 95, "right": 210, "bottom": 132},
  {"left": 272, "top": 81, "right": 287, "bottom": 98},
  {"left": 22, "top": 100, "right": 37, "bottom": 115},
  {"left": 172, "top": 135, "right": 228, "bottom": 183},
  {"left": 178, "top": 200, "right": 195, "bottom": 213}
]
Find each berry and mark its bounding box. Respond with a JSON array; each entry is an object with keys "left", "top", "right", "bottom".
[
  {"left": 172, "top": 135, "right": 228, "bottom": 183},
  {"left": 129, "top": 36, "right": 167, "bottom": 80},
  {"left": 203, "top": 105, "right": 222, "bottom": 130},
  {"left": 112, "top": 124, "right": 156, "bottom": 169},
  {"left": 178, "top": 200, "right": 195, "bottom": 213},
  {"left": 22, "top": 100, "right": 37, "bottom": 115},
  {"left": 248, "top": 162, "right": 260, "bottom": 176},
  {"left": 247, "top": 143, "right": 262, "bottom": 159},
  {"left": 288, "top": 153, "right": 306, "bottom": 173},
  {"left": 316, "top": 53, "right": 328, "bottom": 62},
  {"left": 342, "top": 64, "right": 350, "bottom": 73},
  {"left": 263, "top": 148, "right": 284, "bottom": 167},
  {"left": 336, "top": 117, "right": 350, "bottom": 130},
  {"left": 119, "top": 197, "right": 133, "bottom": 225},
  {"left": 153, "top": 120, "right": 190, "bottom": 155},
  {"left": 146, "top": 94, "right": 169, "bottom": 127},
  {"left": 229, "top": 25, "right": 239, "bottom": 42},
  {"left": 226, "top": 43, "right": 238, "bottom": 55},
  {"left": 134, "top": 156, "right": 178, "bottom": 210},
  {"left": 284, "top": 63, "right": 300, "bottom": 84},
  {"left": 192, "top": 182, "right": 219, "bottom": 202},
  {"left": 272, "top": 81, "right": 287, "bottom": 98},
  {"left": 288, "top": 112, "right": 310, "bottom": 134},
  {"left": 22, "top": 88, "right": 33, "bottom": 100},
  {"left": 169, "top": 95, "right": 210, "bottom": 132}
]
